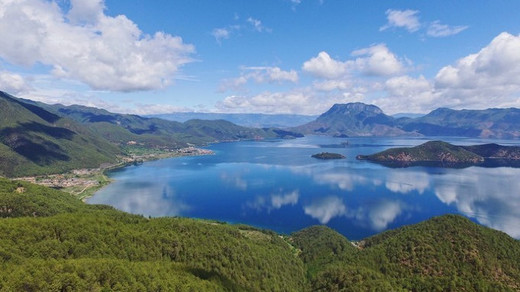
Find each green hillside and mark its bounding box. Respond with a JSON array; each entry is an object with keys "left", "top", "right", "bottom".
[
  {"left": 0, "top": 178, "right": 305, "bottom": 291},
  {"left": 357, "top": 141, "right": 485, "bottom": 166},
  {"left": 1, "top": 177, "right": 520, "bottom": 291},
  {"left": 357, "top": 141, "right": 520, "bottom": 168},
  {"left": 294, "top": 215, "right": 520, "bottom": 291},
  {"left": 44, "top": 103, "right": 302, "bottom": 148},
  {"left": 0, "top": 92, "right": 119, "bottom": 177}
]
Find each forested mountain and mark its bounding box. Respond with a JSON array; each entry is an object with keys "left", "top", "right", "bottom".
[
  {"left": 0, "top": 92, "right": 119, "bottom": 177},
  {"left": 40, "top": 103, "right": 302, "bottom": 148},
  {"left": 0, "top": 91, "right": 301, "bottom": 177},
  {"left": 149, "top": 112, "right": 317, "bottom": 128},
  {"left": 1, "top": 177, "right": 519, "bottom": 291},
  {"left": 357, "top": 140, "right": 520, "bottom": 168},
  {"left": 295, "top": 103, "right": 520, "bottom": 138}
]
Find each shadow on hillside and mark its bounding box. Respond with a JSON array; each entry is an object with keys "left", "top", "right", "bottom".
[
  {"left": 18, "top": 122, "right": 76, "bottom": 140},
  {"left": 0, "top": 128, "right": 71, "bottom": 165},
  {"left": 2, "top": 93, "right": 61, "bottom": 123}
]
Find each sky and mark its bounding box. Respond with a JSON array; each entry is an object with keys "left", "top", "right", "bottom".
[{"left": 1, "top": 0, "right": 520, "bottom": 115}]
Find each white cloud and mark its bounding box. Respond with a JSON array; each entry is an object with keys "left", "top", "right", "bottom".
[
  {"left": 434, "top": 32, "right": 520, "bottom": 109},
  {"left": 0, "top": 71, "right": 31, "bottom": 94},
  {"left": 302, "top": 51, "right": 348, "bottom": 79},
  {"left": 67, "top": 0, "right": 104, "bottom": 24},
  {"left": 212, "top": 28, "right": 231, "bottom": 43},
  {"left": 219, "top": 66, "right": 298, "bottom": 92},
  {"left": 304, "top": 196, "right": 347, "bottom": 224},
  {"left": 313, "top": 79, "right": 351, "bottom": 91},
  {"left": 427, "top": 21, "right": 468, "bottom": 37},
  {"left": 380, "top": 9, "right": 420, "bottom": 32},
  {"left": 215, "top": 87, "right": 364, "bottom": 115},
  {"left": 374, "top": 75, "right": 435, "bottom": 114},
  {"left": 0, "top": 0, "right": 195, "bottom": 92},
  {"left": 352, "top": 44, "right": 404, "bottom": 76},
  {"left": 247, "top": 17, "right": 270, "bottom": 33}
]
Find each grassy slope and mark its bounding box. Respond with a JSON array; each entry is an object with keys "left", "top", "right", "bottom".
[{"left": 0, "top": 92, "right": 119, "bottom": 177}]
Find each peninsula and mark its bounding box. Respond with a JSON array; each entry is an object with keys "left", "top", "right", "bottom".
[{"left": 356, "top": 141, "right": 520, "bottom": 167}]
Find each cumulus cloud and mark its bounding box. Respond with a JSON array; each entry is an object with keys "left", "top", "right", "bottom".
[
  {"left": 215, "top": 87, "right": 363, "bottom": 114},
  {"left": 434, "top": 32, "right": 520, "bottom": 109},
  {"left": 380, "top": 9, "right": 421, "bottom": 32},
  {"left": 67, "top": 0, "right": 104, "bottom": 24},
  {"left": 0, "top": 71, "right": 31, "bottom": 94},
  {"left": 374, "top": 75, "right": 435, "bottom": 114},
  {"left": 0, "top": 0, "right": 195, "bottom": 92},
  {"left": 302, "top": 51, "right": 348, "bottom": 79},
  {"left": 304, "top": 196, "right": 347, "bottom": 224},
  {"left": 302, "top": 45, "right": 404, "bottom": 80},
  {"left": 427, "top": 21, "right": 468, "bottom": 37},
  {"left": 219, "top": 66, "right": 298, "bottom": 92},
  {"left": 352, "top": 44, "right": 404, "bottom": 76}
]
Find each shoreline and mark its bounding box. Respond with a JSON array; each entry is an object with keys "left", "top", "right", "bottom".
[{"left": 13, "top": 147, "right": 214, "bottom": 202}]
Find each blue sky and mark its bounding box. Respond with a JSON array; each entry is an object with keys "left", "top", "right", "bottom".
[{"left": 1, "top": 0, "right": 520, "bottom": 115}]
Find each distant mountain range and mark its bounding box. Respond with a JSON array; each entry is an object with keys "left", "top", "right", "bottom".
[
  {"left": 0, "top": 91, "right": 301, "bottom": 177},
  {"left": 294, "top": 102, "right": 520, "bottom": 138},
  {"left": 148, "top": 112, "right": 317, "bottom": 128}
]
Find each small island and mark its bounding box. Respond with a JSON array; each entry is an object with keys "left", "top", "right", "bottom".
[
  {"left": 356, "top": 141, "right": 520, "bottom": 168},
  {"left": 312, "top": 152, "right": 346, "bottom": 160}
]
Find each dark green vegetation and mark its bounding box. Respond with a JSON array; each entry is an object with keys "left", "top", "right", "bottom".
[
  {"left": 311, "top": 152, "right": 346, "bottom": 159},
  {"left": 0, "top": 92, "right": 119, "bottom": 177},
  {"left": 295, "top": 102, "right": 520, "bottom": 138},
  {"left": 357, "top": 141, "right": 520, "bottom": 167},
  {"left": 293, "top": 215, "right": 520, "bottom": 291},
  {"left": 0, "top": 91, "right": 301, "bottom": 177},
  {"left": 0, "top": 178, "right": 305, "bottom": 291},
  {"left": 44, "top": 103, "right": 302, "bottom": 148},
  {"left": 1, "top": 177, "right": 520, "bottom": 291}
]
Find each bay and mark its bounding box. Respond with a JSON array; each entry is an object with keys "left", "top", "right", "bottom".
[{"left": 88, "top": 136, "right": 520, "bottom": 240}]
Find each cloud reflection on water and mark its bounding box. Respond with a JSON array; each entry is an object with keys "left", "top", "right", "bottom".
[
  {"left": 90, "top": 182, "right": 189, "bottom": 217},
  {"left": 245, "top": 190, "right": 300, "bottom": 213}
]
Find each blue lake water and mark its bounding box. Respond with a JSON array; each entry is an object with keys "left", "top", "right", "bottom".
[{"left": 89, "top": 136, "right": 520, "bottom": 240}]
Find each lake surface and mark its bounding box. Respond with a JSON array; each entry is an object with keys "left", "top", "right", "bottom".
[{"left": 89, "top": 136, "right": 520, "bottom": 240}]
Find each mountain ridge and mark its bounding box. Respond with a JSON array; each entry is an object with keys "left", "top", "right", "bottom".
[{"left": 294, "top": 102, "right": 520, "bottom": 138}]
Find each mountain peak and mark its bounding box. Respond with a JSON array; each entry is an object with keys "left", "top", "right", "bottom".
[{"left": 324, "top": 103, "right": 383, "bottom": 116}]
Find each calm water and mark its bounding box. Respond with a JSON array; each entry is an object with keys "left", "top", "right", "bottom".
[{"left": 89, "top": 136, "right": 520, "bottom": 240}]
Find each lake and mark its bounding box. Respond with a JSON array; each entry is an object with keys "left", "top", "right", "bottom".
[{"left": 88, "top": 136, "right": 520, "bottom": 240}]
